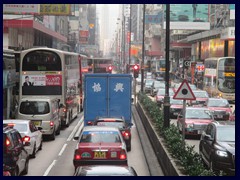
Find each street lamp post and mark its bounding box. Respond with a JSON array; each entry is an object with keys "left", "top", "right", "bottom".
[
  {"left": 163, "top": 4, "right": 170, "bottom": 128},
  {"left": 141, "top": 4, "right": 146, "bottom": 93},
  {"left": 128, "top": 4, "right": 132, "bottom": 74}
]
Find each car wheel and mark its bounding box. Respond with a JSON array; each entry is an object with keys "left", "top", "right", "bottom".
[
  {"left": 127, "top": 144, "right": 131, "bottom": 152},
  {"left": 31, "top": 143, "right": 36, "bottom": 158},
  {"left": 50, "top": 128, "right": 56, "bottom": 140},
  {"left": 56, "top": 123, "right": 61, "bottom": 135},
  {"left": 22, "top": 158, "right": 29, "bottom": 175},
  {"left": 39, "top": 138, "right": 43, "bottom": 150}
]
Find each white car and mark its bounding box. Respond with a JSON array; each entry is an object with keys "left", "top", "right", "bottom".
[{"left": 3, "top": 119, "right": 43, "bottom": 158}]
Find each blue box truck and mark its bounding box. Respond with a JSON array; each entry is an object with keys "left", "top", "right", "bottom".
[{"left": 83, "top": 74, "right": 132, "bottom": 126}]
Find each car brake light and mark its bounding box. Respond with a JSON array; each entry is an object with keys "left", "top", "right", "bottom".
[
  {"left": 5, "top": 138, "right": 11, "bottom": 146},
  {"left": 75, "top": 154, "right": 81, "bottom": 160},
  {"left": 120, "top": 150, "right": 127, "bottom": 160},
  {"left": 63, "top": 108, "right": 67, "bottom": 112},
  {"left": 23, "top": 136, "right": 31, "bottom": 142},
  {"left": 50, "top": 121, "right": 54, "bottom": 126}
]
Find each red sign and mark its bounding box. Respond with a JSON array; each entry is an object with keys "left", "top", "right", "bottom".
[
  {"left": 46, "top": 75, "right": 62, "bottom": 86},
  {"left": 196, "top": 64, "right": 205, "bottom": 72},
  {"left": 79, "top": 30, "right": 89, "bottom": 37}
]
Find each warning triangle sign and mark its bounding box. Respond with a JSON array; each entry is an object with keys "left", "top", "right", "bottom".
[{"left": 173, "top": 80, "right": 196, "bottom": 100}]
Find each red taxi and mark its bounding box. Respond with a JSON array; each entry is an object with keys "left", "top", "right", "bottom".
[
  {"left": 205, "top": 98, "right": 232, "bottom": 121},
  {"left": 188, "top": 90, "right": 209, "bottom": 106},
  {"left": 177, "top": 107, "right": 214, "bottom": 136},
  {"left": 73, "top": 126, "right": 127, "bottom": 169},
  {"left": 170, "top": 97, "right": 183, "bottom": 118},
  {"left": 90, "top": 117, "right": 133, "bottom": 151}
]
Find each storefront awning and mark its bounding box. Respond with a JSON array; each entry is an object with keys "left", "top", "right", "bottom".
[{"left": 3, "top": 19, "right": 67, "bottom": 42}]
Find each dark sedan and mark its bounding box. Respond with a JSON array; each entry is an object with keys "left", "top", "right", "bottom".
[
  {"left": 199, "top": 121, "right": 235, "bottom": 175},
  {"left": 74, "top": 165, "right": 138, "bottom": 176}
]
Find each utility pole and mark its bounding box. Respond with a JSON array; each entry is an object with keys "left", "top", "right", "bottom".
[
  {"left": 128, "top": 4, "right": 132, "bottom": 74},
  {"left": 141, "top": 4, "right": 146, "bottom": 93},
  {"left": 163, "top": 4, "right": 170, "bottom": 128},
  {"left": 123, "top": 16, "right": 126, "bottom": 73}
]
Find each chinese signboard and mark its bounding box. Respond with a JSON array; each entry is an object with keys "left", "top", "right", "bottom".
[
  {"left": 22, "top": 75, "right": 62, "bottom": 86},
  {"left": 145, "top": 13, "right": 163, "bottom": 24},
  {"left": 40, "top": 4, "right": 71, "bottom": 15},
  {"left": 3, "top": 4, "right": 40, "bottom": 14}
]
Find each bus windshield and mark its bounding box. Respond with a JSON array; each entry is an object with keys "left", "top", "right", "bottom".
[
  {"left": 22, "top": 50, "right": 61, "bottom": 71},
  {"left": 217, "top": 58, "right": 235, "bottom": 93}
]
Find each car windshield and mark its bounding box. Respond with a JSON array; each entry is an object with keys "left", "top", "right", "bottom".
[
  {"left": 96, "top": 122, "right": 125, "bottom": 129},
  {"left": 185, "top": 109, "right": 213, "bottom": 119},
  {"left": 207, "top": 99, "right": 229, "bottom": 107},
  {"left": 80, "top": 131, "right": 121, "bottom": 143},
  {"left": 193, "top": 91, "right": 209, "bottom": 98},
  {"left": 157, "top": 89, "right": 174, "bottom": 96},
  {"left": 154, "top": 81, "right": 165, "bottom": 88},
  {"left": 216, "top": 126, "right": 235, "bottom": 142},
  {"left": 145, "top": 80, "right": 153, "bottom": 86}
]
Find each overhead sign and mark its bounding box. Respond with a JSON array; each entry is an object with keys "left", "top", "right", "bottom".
[
  {"left": 40, "top": 4, "right": 71, "bottom": 15},
  {"left": 3, "top": 4, "right": 40, "bottom": 14},
  {"left": 173, "top": 80, "right": 196, "bottom": 100}
]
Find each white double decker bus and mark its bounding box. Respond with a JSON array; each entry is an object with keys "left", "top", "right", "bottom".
[{"left": 19, "top": 47, "right": 88, "bottom": 127}]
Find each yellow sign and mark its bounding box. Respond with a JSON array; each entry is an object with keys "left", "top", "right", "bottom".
[
  {"left": 89, "top": 24, "right": 94, "bottom": 29},
  {"left": 160, "top": 68, "right": 166, "bottom": 71},
  {"left": 224, "top": 72, "right": 235, "bottom": 77},
  {"left": 40, "top": 4, "right": 71, "bottom": 15}
]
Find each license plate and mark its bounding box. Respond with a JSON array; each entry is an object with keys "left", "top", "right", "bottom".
[
  {"left": 32, "top": 120, "right": 42, "bottom": 127},
  {"left": 94, "top": 151, "right": 106, "bottom": 159}
]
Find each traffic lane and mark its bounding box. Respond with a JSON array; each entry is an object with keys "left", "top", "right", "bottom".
[
  {"left": 46, "top": 116, "right": 150, "bottom": 176},
  {"left": 127, "top": 119, "right": 150, "bottom": 176},
  {"left": 25, "top": 113, "right": 83, "bottom": 176}
]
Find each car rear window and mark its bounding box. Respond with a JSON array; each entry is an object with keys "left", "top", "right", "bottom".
[
  {"left": 4, "top": 123, "right": 27, "bottom": 132},
  {"left": 80, "top": 131, "right": 121, "bottom": 143},
  {"left": 20, "top": 101, "right": 50, "bottom": 114},
  {"left": 96, "top": 122, "right": 125, "bottom": 129}
]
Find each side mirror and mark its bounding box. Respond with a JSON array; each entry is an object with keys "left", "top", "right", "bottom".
[
  {"left": 204, "top": 134, "right": 213, "bottom": 141},
  {"left": 128, "top": 123, "right": 133, "bottom": 127},
  {"left": 73, "top": 136, "right": 79, "bottom": 141},
  {"left": 178, "top": 114, "right": 183, "bottom": 119}
]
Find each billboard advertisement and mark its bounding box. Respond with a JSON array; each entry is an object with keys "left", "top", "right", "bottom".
[
  {"left": 163, "top": 4, "right": 210, "bottom": 30},
  {"left": 229, "top": 4, "right": 235, "bottom": 20},
  {"left": 22, "top": 75, "right": 62, "bottom": 86},
  {"left": 3, "top": 4, "right": 40, "bottom": 14},
  {"left": 40, "top": 4, "right": 71, "bottom": 15}
]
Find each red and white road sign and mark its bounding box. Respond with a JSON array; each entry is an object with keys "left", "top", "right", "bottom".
[{"left": 173, "top": 80, "right": 196, "bottom": 100}]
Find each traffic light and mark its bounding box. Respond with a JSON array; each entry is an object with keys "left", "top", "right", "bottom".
[
  {"left": 108, "top": 66, "right": 113, "bottom": 73},
  {"left": 133, "top": 64, "right": 139, "bottom": 78}
]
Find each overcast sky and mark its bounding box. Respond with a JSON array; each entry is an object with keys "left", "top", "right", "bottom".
[{"left": 97, "top": 4, "right": 120, "bottom": 40}]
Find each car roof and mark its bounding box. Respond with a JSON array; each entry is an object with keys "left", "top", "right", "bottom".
[
  {"left": 75, "top": 165, "right": 136, "bottom": 176},
  {"left": 211, "top": 121, "right": 235, "bottom": 126},
  {"left": 82, "top": 126, "right": 120, "bottom": 132},
  {"left": 186, "top": 107, "right": 209, "bottom": 110},
  {"left": 3, "top": 119, "right": 30, "bottom": 124}
]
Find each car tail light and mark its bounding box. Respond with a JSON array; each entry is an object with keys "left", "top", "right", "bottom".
[
  {"left": 63, "top": 108, "right": 67, "bottom": 112},
  {"left": 50, "top": 121, "right": 54, "bottom": 127},
  {"left": 120, "top": 150, "right": 127, "bottom": 160},
  {"left": 122, "top": 131, "right": 130, "bottom": 137},
  {"left": 5, "top": 138, "right": 11, "bottom": 146},
  {"left": 74, "top": 153, "right": 81, "bottom": 160},
  {"left": 22, "top": 136, "right": 31, "bottom": 142}
]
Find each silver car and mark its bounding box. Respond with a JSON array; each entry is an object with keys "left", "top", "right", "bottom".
[{"left": 3, "top": 119, "right": 43, "bottom": 158}]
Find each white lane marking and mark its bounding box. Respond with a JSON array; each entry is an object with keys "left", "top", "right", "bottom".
[
  {"left": 67, "top": 116, "right": 83, "bottom": 141},
  {"left": 58, "top": 143, "right": 67, "bottom": 156},
  {"left": 43, "top": 160, "right": 57, "bottom": 176},
  {"left": 73, "top": 122, "right": 84, "bottom": 141}
]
